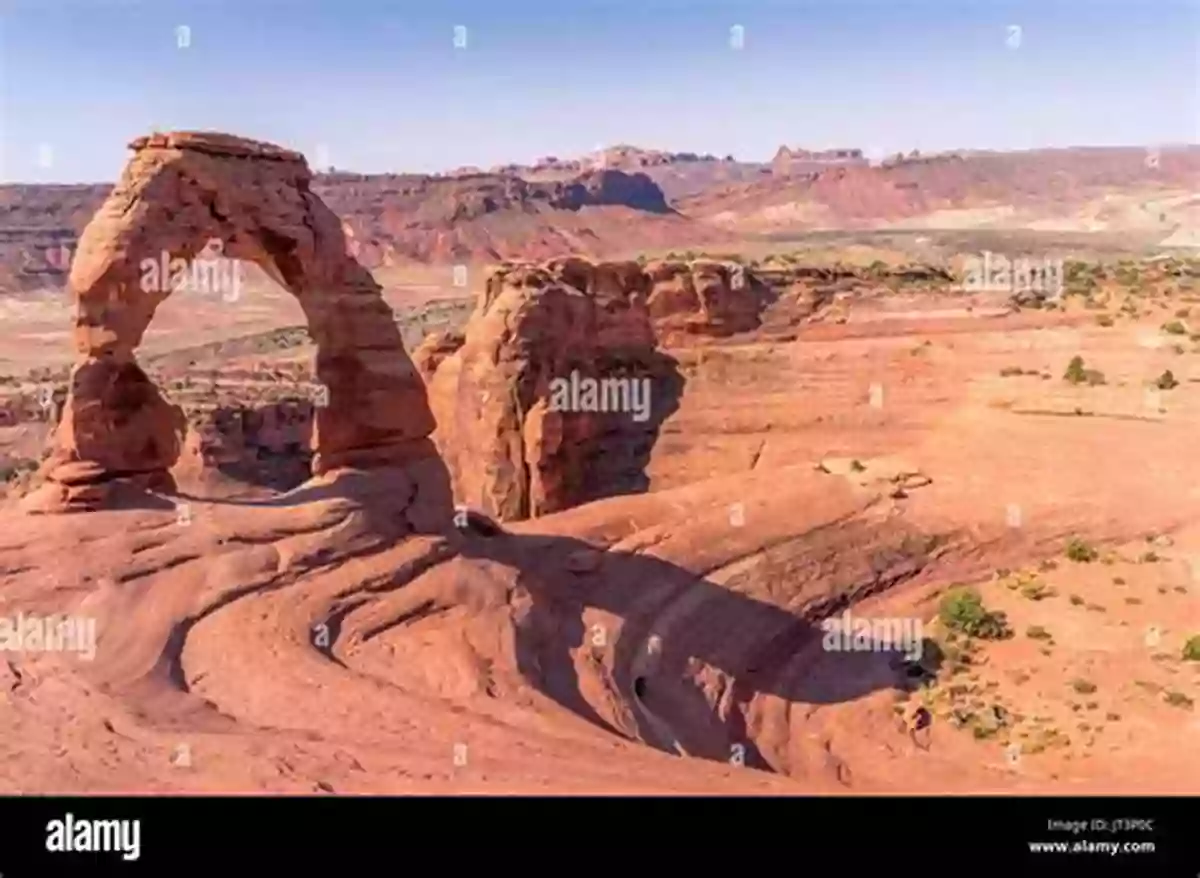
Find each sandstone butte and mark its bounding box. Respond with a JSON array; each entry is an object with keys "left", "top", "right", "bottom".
[{"left": 420, "top": 256, "right": 772, "bottom": 521}]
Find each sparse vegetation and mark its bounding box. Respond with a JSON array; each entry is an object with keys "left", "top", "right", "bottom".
[
  {"left": 1183, "top": 636, "right": 1200, "bottom": 662},
  {"left": 1065, "top": 538, "right": 1098, "bottom": 563},
  {"left": 1164, "top": 691, "right": 1194, "bottom": 709},
  {"left": 1162, "top": 320, "right": 1187, "bottom": 336},
  {"left": 1155, "top": 370, "right": 1179, "bottom": 390},
  {"left": 1026, "top": 626, "right": 1052, "bottom": 641},
  {"left": 1063, "top": 355, "right": 1105, "bottom": 386},
  {"left": 1020, "top": 580, "right": 1055, "bottom": 601},
  {"left": 1070, "top": 679, "right": 1097, "bottom": 695},
  {"left": 938, "top": 587, "right": 1012, "bottom": 640}
]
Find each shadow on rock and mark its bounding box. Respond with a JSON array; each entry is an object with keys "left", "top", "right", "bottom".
[
  {"left": 575, "top": 350, "right": 686, "bottom": 503},
  {"left": 453, "top": 522, "right": 916, "bottom": 775}
]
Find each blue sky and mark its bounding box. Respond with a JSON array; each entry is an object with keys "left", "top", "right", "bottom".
[{"left": 1, "top": 0, "right": 1197, "bottom": 182}]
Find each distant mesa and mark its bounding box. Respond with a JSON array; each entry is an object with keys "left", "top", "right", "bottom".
[
  {"left": 879, "top": 149, "right": 966, "bottom": 168},
  {"left": 493, "top": 145, "right": 726, "bottom": 178},
  {"left": 3, "top": 141, "right": 1199, "bottom": 283},
  {"left": 772, "top": 145, "right": 868, "bottom": 175}
]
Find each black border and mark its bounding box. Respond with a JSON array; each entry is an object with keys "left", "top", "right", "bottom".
[{"left": 2, "top": 795, "right": 1195, "bottom": 873}]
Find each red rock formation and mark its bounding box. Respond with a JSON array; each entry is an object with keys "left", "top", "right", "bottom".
[
  {"left": 27, "top": 131, "right": 437, "bottom": 512},
  {"left": 772, "top": 146, "right": 867, "bottom": 176},
  {"left": 422, "top": 255, "right": 862, "bottom": 522},
  {"left": 425, "top": 258, "right": 682, "bottom": 521},
  {"left": 411, "top": 330, "right": 465, "bottom": 380},
  {"left": 644, "top": 259, "right": 768, "bottom": 343},
  {"left": 173, "top": 400, "right": 316, "bottom": 492}
]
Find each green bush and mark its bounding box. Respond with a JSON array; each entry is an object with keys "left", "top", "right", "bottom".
[
  {"left": 938, "top": 587, "right": 1012, "bottom": 640},
  {"left": 1063, "top": 355, "right": 1105, "bottom": 386},
  {"left": 1065, "top": 538, "right": 1099, "bottom": 563},
  {"left": 1183, "top": 636, "right": 1200, "bottom": 662}
]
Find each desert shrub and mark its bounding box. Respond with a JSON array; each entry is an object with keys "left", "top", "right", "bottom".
[
  {"left": 1095, "top": 315, "right": 1114, "bottom": 327},
  {"left": 1071, "top": 678, "right": 1097, "bottom": 695},
  {"left": 938, "top": 587, "right": 1012, "bottom": 640},
  {"left": 1063, "top": 355, "right": 1105, "bottom": 386},
  {"left": 1162, "top": 320, "right": 1187, "bottom": 335},
  {"left": 1155, "top": 370, "right": 1179, "bottom": 390},
  {"left": 1182, "top": 636, "right": 1200, "bottom": 662},
  {"left": 1026, "top": 626, "right": 1052, "bottom": 641},
  {"left": 1021, "top": 580, "right": 1055, "bottom": 601},
  {"left": 1065, "top": 538, "right": 1099, "bottom": 563},
  {"left": 1164, "top": 691, "right": 1194, "bottom": 709}
]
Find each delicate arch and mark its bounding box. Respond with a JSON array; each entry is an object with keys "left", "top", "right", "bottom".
[{"left": 35, "top": 131, "right": 436, "bottom": 511}]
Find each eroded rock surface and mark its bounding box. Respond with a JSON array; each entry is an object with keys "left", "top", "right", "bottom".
[
  {"left": 29, "top": 131, "right": 437, "bottom": 511},
  {"left": 644, "top": 259, "right": 770, "bottom": 342},
  {"left": 426, "top": 257, "right": 682, "bottom": 521},
  {"left": 411, "top": 331, "right": 465, "bottom": 381},
  {"left": 174, "top": 401, "right": 315, "bottom": 492}
]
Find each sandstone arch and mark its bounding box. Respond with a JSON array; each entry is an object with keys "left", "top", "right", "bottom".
[{"left": 31, "top": 131, "right": 436, "bottom": 512}]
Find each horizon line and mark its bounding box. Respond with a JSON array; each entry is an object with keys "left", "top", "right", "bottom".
[{"left": 4, "top": 140, "right": 1198, "bottom": 187}]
